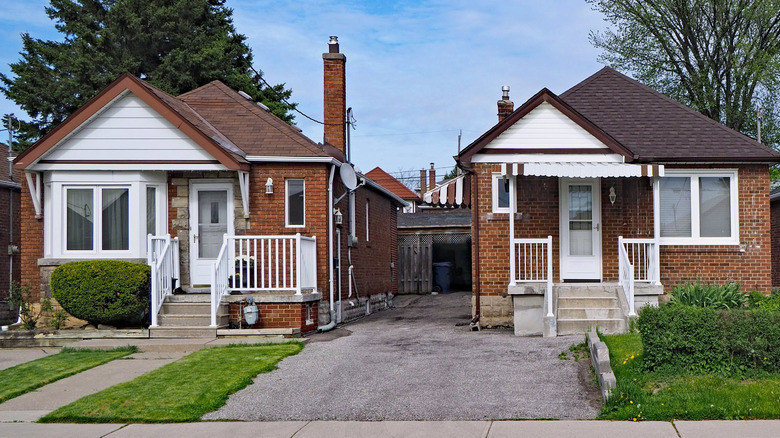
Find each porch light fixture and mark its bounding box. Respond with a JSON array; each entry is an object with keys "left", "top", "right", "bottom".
[
  {"left": 609, "top": 186, "right": 617, "bottom": 205},
  {"left": 334, "top": 208, "right": 343, "bottom": 226},
  {"left": 265, "top": 177, "right": 274, "bottom": 195}
]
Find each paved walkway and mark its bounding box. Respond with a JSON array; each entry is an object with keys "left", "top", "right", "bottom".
[
  {"left": 2, "top": 419, "right": 780, "bottom": 438},
  {"left": 206, "top": 292, "right": 602, "bottom": 421},
  {"left": 0, "top": 350, "right": 184, "bottom": 422}
]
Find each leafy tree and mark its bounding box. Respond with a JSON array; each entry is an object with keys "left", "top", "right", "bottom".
[
  {"left": 588, "top": 0, "right": 780, "bottom": 150},
  {"left": 1, "top": 0, "right": 295, "bottom": 148}
]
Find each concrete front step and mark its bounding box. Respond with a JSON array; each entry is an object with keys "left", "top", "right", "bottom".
[
  {"left": 557, "top": 297, "right": 619, "bottom": 308},
  {"left": 160, "top": 302, "right": 214, "bottom": 315},
  {"left": 157, "top": 313, "right": 229, "bottom": 327},
  {"left": 165, "top": 294, "right": 211, "bottom": 303},
  {"left": 555, "top": 285, "right": 621, "bottom": 298},
  {"left": 148, "top": 326, "right": 221, "bottom": 338},
  {"left": 557, "top": 318, "right": 626, "bottom": 335},
  {"left": 557, "top": 307, "right": 623, "bottom": 320}
]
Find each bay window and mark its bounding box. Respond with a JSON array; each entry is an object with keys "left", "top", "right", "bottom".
[
  {"left": 658, "top": 170, "right": 738, "bottom": 245},
  {"left": 45, "top": 171, "right": 167, "bottom": 258}
]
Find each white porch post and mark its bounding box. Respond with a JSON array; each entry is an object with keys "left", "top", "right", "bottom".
[
  {"left": 652, "top": 176, "right": 661, "bottom": 285},
  {"left": 237, "top": 171, "right": 250, "bottom": 219},
  {"left": 508, "top": 174, "right": 517, "bottom": 286}
]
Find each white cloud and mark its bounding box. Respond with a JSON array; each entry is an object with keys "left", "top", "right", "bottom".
[{"left": 0, "top": 0, "right": 611, "bottom": 177}]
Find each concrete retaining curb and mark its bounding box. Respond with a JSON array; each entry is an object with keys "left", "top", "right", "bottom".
[{"left": 586, "top": 331, "right": 616, "bottom": 400}]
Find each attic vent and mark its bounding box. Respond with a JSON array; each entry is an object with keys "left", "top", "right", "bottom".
[
  {"left": 256, "top": 102, "right": 270, "bottom": 111},
  {"left": 237, "top": 90, "right": 252, "bottom": 100}
]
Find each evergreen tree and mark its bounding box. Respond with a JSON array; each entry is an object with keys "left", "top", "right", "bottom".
[{"left": 1, "top": 0, "right": 295, "bottom": 148}]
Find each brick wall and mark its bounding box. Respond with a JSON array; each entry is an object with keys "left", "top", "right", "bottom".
[
  {"left": 229, "top": 301, "right": 318, "bottom": 332},
  {"left": 20, "top": 181, "right": 43, "bottom": 302},
  {"left": 659, "top": 165, "right": 771, "bottom": 292}
]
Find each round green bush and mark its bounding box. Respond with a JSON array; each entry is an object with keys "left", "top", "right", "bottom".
[{"left": 51, "top": 260, "right": 151, "bottom": 327}]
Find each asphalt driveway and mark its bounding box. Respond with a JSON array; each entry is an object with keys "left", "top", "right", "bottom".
[{"left": 205, "top": 292, "right": 602, "bottom": 421}]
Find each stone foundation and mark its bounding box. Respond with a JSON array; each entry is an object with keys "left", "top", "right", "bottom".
[{"left": 472, "top": 294, "right": 513, "bottom": 327}]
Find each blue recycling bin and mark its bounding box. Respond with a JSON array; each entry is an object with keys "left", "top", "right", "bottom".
[{"left": 432, "top": 262, "right": 453, "bottom": 293}]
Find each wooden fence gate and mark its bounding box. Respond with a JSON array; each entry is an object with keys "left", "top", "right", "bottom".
[{"left": 397, "top": 234, "right": 432, "bottom": 294}]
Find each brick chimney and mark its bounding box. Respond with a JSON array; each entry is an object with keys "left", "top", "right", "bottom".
[
  {"left": 497, "top": 85, "right": 514, "bottom": 122},
  {"left": 419, "top": 168, "right": 427, "bottom": 196},
  {"left": 323, "top": 36, "right": 347, "bottom": 156},
  {"left": 429, "top": 163, "right": 436, "bottom": 190}
]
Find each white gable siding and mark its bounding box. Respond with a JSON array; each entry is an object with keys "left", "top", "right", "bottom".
[
  {"left": 42, "top": 94, "right": 217, "bottom": 162},
  {"left": 486, "top": 102, "right": 608, "bottom": 150}
]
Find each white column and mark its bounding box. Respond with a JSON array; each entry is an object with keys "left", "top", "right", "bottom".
[
  {"left": 508, "top": 175, "right": 517, "bottom": 286},
  {"left": 652, "top": 176, "right": 661, "bottom": 285}
]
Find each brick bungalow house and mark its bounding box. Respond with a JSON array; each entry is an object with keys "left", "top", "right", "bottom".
[
  {"left": 13, "top": 37, "right": 403, "bottom": 335},
  {"left": 453, "top": 67, "right": 780, "bottom": 336}
]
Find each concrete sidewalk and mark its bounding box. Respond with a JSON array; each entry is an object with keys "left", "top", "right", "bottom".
[{"left": 1, "top": 420, "right": 779, "bottom": 438}]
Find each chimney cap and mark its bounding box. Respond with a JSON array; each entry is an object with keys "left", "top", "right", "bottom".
[
  {"left": 328, "top": 36, "right": 340, "bottom": 53},
  {"left": 502, "top": 85, "right": 510, "bottom": 99}
]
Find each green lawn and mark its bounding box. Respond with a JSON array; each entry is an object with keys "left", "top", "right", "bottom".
[
  {"left": 40, "top": 342, "right": 303, "bottom": 423},
  {"left": 599, "top": 333, "right": 780, "bottom": 420},
  {"left": 0, "top": 347, "right": 137, "bottom": 403}
]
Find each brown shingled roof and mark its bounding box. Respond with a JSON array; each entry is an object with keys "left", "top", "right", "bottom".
[
  {"left": 178, "top": 81, "right": 339, "bottom": 159},
  {"left": 560, "top": 67, "right": 780, "bottom": 162},
  {"left": 365, "top": 167, "right": 420, "bottom": 201}
]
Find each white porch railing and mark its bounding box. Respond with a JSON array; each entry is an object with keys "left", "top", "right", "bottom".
[
  {"left": 210, "top": 234, "right": 317, "bottom": 327},
  {"left": 511, "top": 236, "right": 554, "bottom": 317},
  {"left": 618, "top": 237, "right": 658, "bottom": 317},
  {"left": 147, "top": 234, "right": 180, "bottom": 327}
]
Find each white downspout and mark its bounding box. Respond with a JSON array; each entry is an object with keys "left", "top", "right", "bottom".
[{"left": 319, "top": 164, "right": 337, "bottom": 332}]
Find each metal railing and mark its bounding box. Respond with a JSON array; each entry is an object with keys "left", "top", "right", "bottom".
[
  {"left": 618, "top": 236, "right": 659, "bottom": 317},
  {"left": 210, "top": 234, "right": 318, "bottom": 327},
  {"left": 619, "top": 237, "right": 657, "bottom": 283},
  {"left": 511, "top": 236, "right": 554, "bottom": 317},
  {"left": 147, "top": 234, "right": 180, "bottom": 327}
]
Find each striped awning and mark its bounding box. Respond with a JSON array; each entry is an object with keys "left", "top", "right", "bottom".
[
  {"left": 501, "top": 162, "right": 664, "bottom": 178},
  {"left": 422, "top": 173, "right": 471, "bottom": 207}
]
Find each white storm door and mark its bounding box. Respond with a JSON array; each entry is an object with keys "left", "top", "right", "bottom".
[
  {"left": 559, "top": 178, "right": 602, "bottom": 281},
  {"left": 190, "top": 182, "right": 234, "bottom": 285}
]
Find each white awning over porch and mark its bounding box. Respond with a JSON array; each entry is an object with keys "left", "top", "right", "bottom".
[{"left": 501, "top": 162, "right": 664, "bottom": 178}]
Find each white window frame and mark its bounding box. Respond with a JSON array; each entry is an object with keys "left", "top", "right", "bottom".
[
  {"left": 44, "top": 171, "right": 167, "bottom": 259},
  {"left": 285, "top": 179, "right": 305, "bottom": 228},
  {"left": 491, "top": 173, "right": 514, "bottom": 213},
  {"left": 365, "top": 199, "right": 370, "bottom": 242},
  {"left": 655, "top": 169, "right": 739, "bottom": 245},
  {"left": 63, "top": 185, "right": 132, "bottom": 255}
]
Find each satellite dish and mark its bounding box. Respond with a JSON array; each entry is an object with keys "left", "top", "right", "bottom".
[{"left": 340, "top": 164, "right": 358, "bottom": 191}]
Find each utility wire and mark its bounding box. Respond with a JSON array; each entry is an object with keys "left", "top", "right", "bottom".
[{"left": 249, "top": 65, "right": 345, "bottom": 126}]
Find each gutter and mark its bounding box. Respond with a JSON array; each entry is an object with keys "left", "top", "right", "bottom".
[
  {"left": 319, "top": 164, "right": 337, "bottom": 332},
  {"left": 458, "top": 160, "right": 480, "bottom": 326}
]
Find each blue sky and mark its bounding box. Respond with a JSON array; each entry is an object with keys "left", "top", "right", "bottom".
[{"left": 0, "top": 0, "right": 609, "bottom": 184}]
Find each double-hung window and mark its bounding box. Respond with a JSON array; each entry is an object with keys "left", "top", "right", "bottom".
[
  {"left": 658, "top": 170, "right": 738, "bottom": 245},
  {"left": 286, "top": 179, "right": 305, "bottom": 227},
  {"left": 491, "top": 173, "right": 512, "bottom": 213}
]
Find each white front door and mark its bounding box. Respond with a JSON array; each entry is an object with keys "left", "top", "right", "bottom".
[
  {"left": 190, "top": 181, "right": 234, "bottom": 286},
  {"left": 559, "top": 178, "right": 602, "bottom": 281}
]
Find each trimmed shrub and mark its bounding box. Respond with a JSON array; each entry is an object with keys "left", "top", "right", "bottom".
[
  {"left": 51, "top": 260, "right": 150, "bottom": 327},
  {"left": 639, "top": 304, "right": 780, "bottom": 376},
  {"left": 638, "top": 305, "right": 726, "bottom": 374},
  {"left": 669, "top": 280, "right": 746, "bottom": 309}
]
